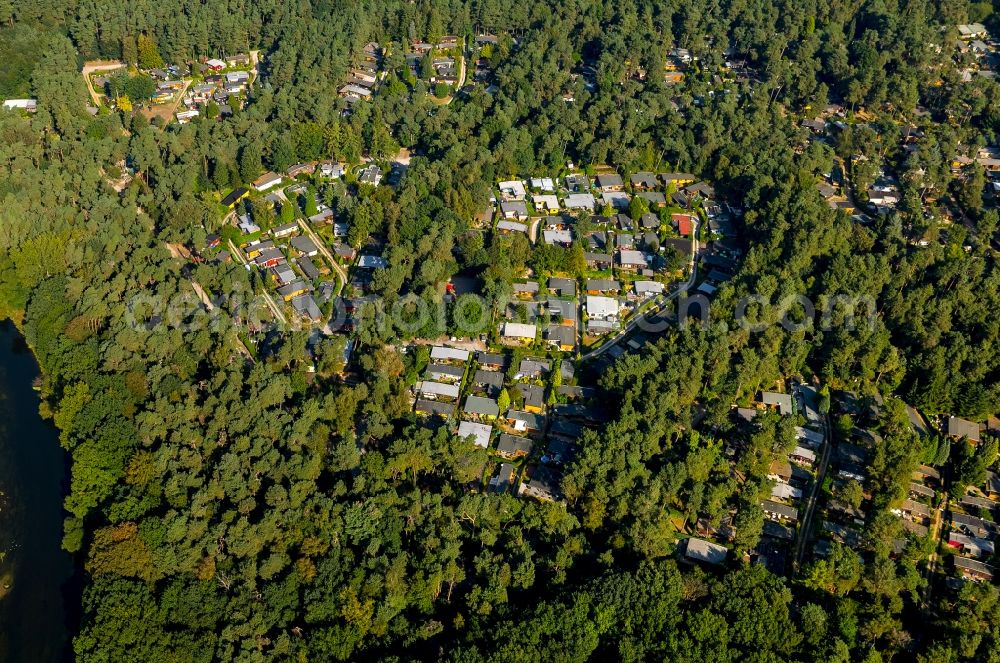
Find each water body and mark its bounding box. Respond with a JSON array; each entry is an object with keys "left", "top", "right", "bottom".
[{"left": 0, "top": 320, "right": 73, "bottom": 662}]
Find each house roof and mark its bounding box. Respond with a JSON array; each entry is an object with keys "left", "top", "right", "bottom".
[
  {"left": 500, "top": 200, "right": 529, "bottom": 216},
  {"left": 617, "top": 250, "right": 648, "bottom": 267},
  {"left": 290, "top": 236, "right": 319, "bottom": 254},
  {"left": 634, "top": 280, "right": 664, "bottom": 296},
  {"left": 587, "top": 278, "right": 620, "bottom": 291},
  {"left": 948, "top": 416, "right": 981, "bottom": 442},
  {"left": 545, "top": 325, "right": 576, "bottom": 346},
  {"left": 596, "top": 173, "right": 624, "bottom": 188},
  {"left": 762, "top": 499, "right": 799, "bottom": 521},
  {"left": 507, "top": 409, "right": 544, "bottom": 429},
  {"left": 290, "top": 294, "right": 322, "bottom": 321},
  {"left": 497, "top": 434, "right": 533, "bottom": 456},
  {"left": 457, "top": 421, "right": 493, "bottom": 448},
  {"left": 586, "top": 295, "right": 619, "bottom": 319},
  {"left": 464, "top": 395, "right": 500, "bottom": 417},
  {"left": 415, "top": 399, "right": 455, "bottom": 417},
  {"left": 761, "top": 391, "right": 793, "bottom": 415},
  {"left": 477, "top": 351, "right": 506, "bottom": 367},
  {"left": 548, "top": 277, "right": 576, "bottom": 296},
  {"left": 473, "top": 369, "right": 505, "bottom": 387},
  {"left": 502, "top": 322, "right": 537, "bottom": 339},
  {"left": 563, "top": 193, "right": 595, "bottom": 209},
  {"left": 685, "top": 537, "right": 728, "bottom": 565},
  {"left": 426, "top": 363, "right": 466, "bottom": 380},
  {"left": 430, "top": 346, "right": 470, "bottom": 362},
  {"left": 297, "top": 257, "right": 320, "bottom": 280},
  {"left": 518, "top": 358, "right": 550, "bottom": 376},
  {"left": 497, "top": 220, "right": 528, "bottom": 233},
  {"left": 516, "top": 383, "right": 545, "bottom": 409},
  {"left": 277, "top": 280, "right": 310, "bottom": 297},
  {"left": 630, "top": 172, "right": 658, "bottom": 188}
]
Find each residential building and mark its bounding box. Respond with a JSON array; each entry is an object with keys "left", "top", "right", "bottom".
[{"left": 456, "top": 421, "right": 493, "bottom": 448}]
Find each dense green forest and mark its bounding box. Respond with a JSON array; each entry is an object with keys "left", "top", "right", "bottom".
[{"left": 0, "top": 0, "right": 998, "bottom": 660}]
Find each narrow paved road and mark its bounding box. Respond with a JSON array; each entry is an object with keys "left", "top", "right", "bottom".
[
  {"left": 793, "top": 410, "right": 833, "bottom": 570},
  {"left": 227, "top": 238, "right": 288, "bottom": 325},
  {"left": 296, "top": 218, "right": 346, "bottom": 295},
  {"left": 581, "top": 220, "right": 699, "bottom": 362}
]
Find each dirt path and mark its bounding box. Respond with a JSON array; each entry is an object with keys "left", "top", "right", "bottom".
[{"left": 81, "top": 61, "right": 126, "bottom": 106}]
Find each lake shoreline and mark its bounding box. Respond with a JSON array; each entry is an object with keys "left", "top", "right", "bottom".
[{"left": 0, "top": 318, "right": 80, "bottom": 663}]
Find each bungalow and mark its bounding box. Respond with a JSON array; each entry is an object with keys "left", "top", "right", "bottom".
[
  {"left": 587, "top": 318, "right": 614, "bottom": 335},
  {"left": 309, "top": 209, "right": 334, "bottom": 224},
  {"left": 684, "top": 538, "right": 728, "bottom": 566},
  {"left": 953, "top": 556, "right": 994, "bottom": 582},
  {"left": 358, "top": 164, "right": 382, "bottom": 185},
  {"left": 290, "top": 294, "right": 322, "bottom": 322},
  {"left": 617, "top": 250, "right": 648, "bottom": 270},
  {"left": 533, "top": 194, "right": 560, "bottom": 212},
  {"left": 339, "top": 84, "right": 373, "bottom": 100},
  {"left": 685, "top": 181, "right": 715, "bottom": 200},
  {"left": 640, "top": 213, "right": 660, "bottom": 230},
  {"left": 519, "top": 465, "right": 562, "bottom": 502},
  {"left": 958, "top": 23, "right": 988, "bottom": 40},
  {"left": 762, "top": 499, "right": 799, "bottom": 522},
  {"left": 948, "top": 416, "right": 981, "bottom": 442},
  {"left": 545, "top": 325, "right": 576, "bottom": 351},
  {"left": 205, "top": 58, "right": 226, "bottom": 71},
  {"left": 545, "top": 299, "right": 576, "bottom": 325},
  {"left": 502, "top": 321, "right": 537, "bottom": 341},
  {"left": 489, "top": 463, "right": 518, "bottom": 493},
  {"left": 633, "top": 280, "right": 664, "bottom": 298},
  {"left": 587, "top": 279, "right": 620, "bottom": 294},
  {"left": 3, "top": 98, "right": 38, "bottom": 112},
  {"left": 297, "top": 257, "right": 321, "bottom": 280},
  {"left": 272, "top": 222, "right": 300, "bottom": 239},
  {"left": 909, "top": 482, "right": 935, "bottom": 500},
  {"left": 271, "top": 264, "right": 296, "bottom": 286},
  {"left": 507, "top": 409, "right": 544, "bottom": 432},
  {"left": 497, "top": 220, "right": 529, "bottom": 234},
  {"left": 290, "top": 235, "right": 319, "bottom": 256},
  {"left": 672, "top": 213, "right": 694, "bottom": 236},
  {"left": 630, "top": 172, "right": 658, "bottom": 190},
  {"left": 948, "top": 532, "right": 995, "bottom": 559},
  {"left": 795, "top": 426, "right": 825, "bottom": 449},
  {"left": 563, "top": 193, "right": 596, "bottom": 210},
  {"left": 333, "top": 244, "right": 356, "bottom": 262},
  {"left": 287, "top": 162, "right": 316, "bottom": 178},
  {"left": 254, "top": 248, "right": 285, "bottom": 268},
  {"left": 457, "top": 421, "right": 493, "bottom": 448},
  {"left": 222, "top": 187, "right": 250, "bottom": 209},
  {"left": 530, "top": 177, "right": 555, "bottom": 191},
  {"left": 497, "top": 434, "right": 534, "bottom": 460},
  {"left": 659, "top": 172, "right": 697, "bottom": 186},
  {"left": 227, "top": 53, "right": 251, "bottom": 67},
  {"left": 595, "top": 173, "right": 624, "bottom": 192},
  {"left": 415, "top": 399, "right": 455, "bottom": 418},
  {"left": 431, "top": 346, "right": 470, "bottom": 363},
  {"left": 477, "top": 352, "right": 506, "bottom": 370},
  {"left": 586, "top": 295, "right": 619, "bottom": 320},
  {"left": 357, "top": 255, "right": 388, "bottom": 269},
  {"left": 790, "top": 446, "right": 816, "bottom": 466},
  {"left": 585, "top": 252, "right": 613, "bottom": 268},
  {"left": 500, "top": 200, "right": 529, "bottom": 220},
  {"left": 464, "top": 395, "right": 500, "bottom": 419},
  {"left": 544, "top": 229, "right": 573, "bottom": 245},
  {"left": 517, "top": 384, "right": 546, "bottom": 413},
  {"left": 602, "top": 191, "right": 630, "bottom": 210},
  {"left": 564, "top": 173, "right": 590, "bottom": 192},
  {"left": 637, "top": 191, "right": 667, "bottom": 207},
  {"left": 175, "top": 109, "right": 199, "bottom": 123},
  {"left": 512, "top": 281, "right": 540, "bottom": 296},
  {"left": 473, "top": 369, "right": 505, "bottom": 396},
  {"left": 277, "top": 280, "right": 311, "bottom": 301},
  {"left": 245, "top": 240, "right": 275, "bottom": 259},
  {"left": 548, "top": 277, "right": 576, "bottom": 297},
  {"left": 761, "top": 391, "right": 793, "bottom": 415},
  {"left": 768, "top": 460, "right": 793, "bottom": 483},
  {"left": 771, "top": 482, "right": 802, "bottom": 500},
  {"left": 253, "top": 172, "right": 281, "bottom": 191},
  {"left": 517, "top": 358, "right": 550, "bottom": 379},
  {"left": 319, "top": 162, "right": 345, "bottom": 178},
  {"left": 426, "top": 363, "right": 466, "bottom": 383},
  {"left": 498, "top": 180, "right": 527, "bottom": 199}
]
